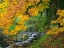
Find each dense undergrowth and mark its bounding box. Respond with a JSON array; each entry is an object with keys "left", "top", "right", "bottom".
[{"left": 30, "top": 32, "right": 64, "bottom": 48}]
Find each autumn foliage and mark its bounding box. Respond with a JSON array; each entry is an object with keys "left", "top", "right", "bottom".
[
  {"left": 0, "top": 0, "right": 50, "bottom": 35},
  {"left": 47, "top": 9, "right": 64, "bottom": 34}
]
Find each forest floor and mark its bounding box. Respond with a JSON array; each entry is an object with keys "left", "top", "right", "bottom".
[{"left": 29, "top": 32, "right": 64, "bottom": 48}]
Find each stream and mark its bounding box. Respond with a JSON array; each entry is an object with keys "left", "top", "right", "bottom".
[{"left": 5, "top": 32, "right": 44, "bottom": 48}]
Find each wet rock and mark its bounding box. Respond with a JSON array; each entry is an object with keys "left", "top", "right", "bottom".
[
  {"left": 29, "top": 34, "right": 38, "bottom": 40},
  {"left": 28, "top": 37, "right": 33, "bottom": 42},
  {"left": 28, "top": 32, "right": 33, "bottom": 35},
  {"left": 32, "top": 34, "right": 38, "bottom": 37},
  {"left": 5, "top": 32, "right": 43, "bottom": 48}
]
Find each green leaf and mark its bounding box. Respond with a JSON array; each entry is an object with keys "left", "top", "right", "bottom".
[
  {"left": 38, "top": 27, "right": 44, "bottom": 32},
  {"left": 0, "top": 28, "right": 4, "bottom": 31},
  {"left": 14, "top": 17, "right": 21, "bottom": 23},
  {"left": 0, "top": 44, "right": 2, "bottom": 48},
  {"left": 0, "top": 0, "right": 4, "bottom": 4},
  {"left": 8, "top": 24, "right": 17, "bottom": 32}
]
